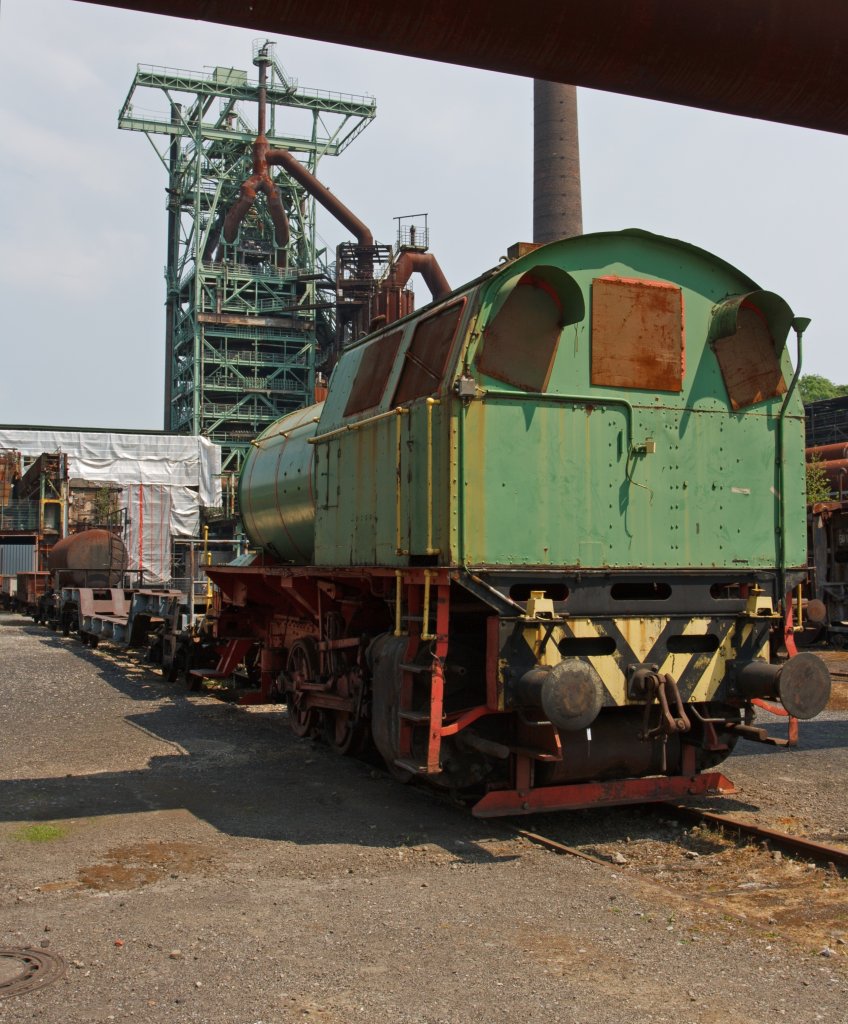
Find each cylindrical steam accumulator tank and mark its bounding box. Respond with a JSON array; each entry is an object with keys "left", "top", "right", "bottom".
[
  {"left": 238, "top": 403, "right": 324, "bottom": 563},
  {"left": 48, "top": 529, "right": 129, "bottom": 587}
]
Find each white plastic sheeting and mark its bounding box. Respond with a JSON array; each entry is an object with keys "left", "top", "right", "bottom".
[
  {"left": 123, "top": 484, "right": 202, "bottom": 585},
  {"left": 170, "top": 486, "right": 201, "bottom": 538},
  {"left": 123, "top": 484, "right": 171, "bottom": 584},
  {"left": 0, "top": 430, "right": 221, "bottom": 506},
  {"left": 0, "top": 430, "right": 221, "bottom": 586}
]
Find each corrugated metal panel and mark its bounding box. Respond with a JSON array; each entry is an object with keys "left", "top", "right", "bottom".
[{"left": 0, "top": 541, "right": 36, "bottom": 575}]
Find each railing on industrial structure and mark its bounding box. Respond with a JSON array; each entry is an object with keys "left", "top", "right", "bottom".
[{"left": 0, "top": 501, "right": 40, "bottom": 532}]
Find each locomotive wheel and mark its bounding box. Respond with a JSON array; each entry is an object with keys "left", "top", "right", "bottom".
[
  {"left": 286, "top": 638, "right": 320, "bottom": 738},
  {"left": 322, "top": 656, "right": 367, "bottom": 755},
  {"left": 794, "top": 624, "right": 824, "bottom": 648},
  {"left": 184, "top": 647, "right": 202, "bottom": 691},
  {"left": 164, "top": 647, "right": 183, "bottom": 684},
  {"left": 829, "top": 631, "right": 847, "bottom": 650},
  {"left": 148, "top": 636, "right": 164, "bottom": 666},
  {"left": 323, "top": 708, "right": 365, "bottom": 756},
  {"left": 157, "top": 637, "right": 182, "bottom": 683},
  {"left": 288, "top": 695, "right": 319, "bottom": 738}
]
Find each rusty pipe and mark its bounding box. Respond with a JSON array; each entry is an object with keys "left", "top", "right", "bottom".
[
  {"left": 221, "top": 54, "right": 292, "bottom": 254},
  {"left": 388, "top": 250, "right": 451, "bottom": 301},
  {"left": 259, "top": 176, "right": 291, "bottom": 253},
  {"left": 222, "top": 154, "right": 290, "bottom": 251},
  {"left": 815, "top": 459, "right": 848, "bottom": 475},
  {"left": 223, "top": 174, "right": 261, "bottom": 243},
  {"left": 266, "top": 148, "right": 373, "bottom": 246},
  {"left": 806, "top": 444, "right": 848, "bottom": 462}
]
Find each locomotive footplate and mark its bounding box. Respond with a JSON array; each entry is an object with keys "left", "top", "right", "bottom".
[{"left": 471, "top": 771, "right": 736, "bottom": 817}]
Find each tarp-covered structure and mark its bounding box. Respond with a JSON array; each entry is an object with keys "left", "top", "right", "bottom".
[{"left": 0, "top": 429, "right": 221, "bottom": 584}]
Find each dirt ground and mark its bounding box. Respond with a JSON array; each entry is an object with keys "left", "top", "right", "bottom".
[{"left": 1, "top": 613, "right": 847, "bottom": 1023}]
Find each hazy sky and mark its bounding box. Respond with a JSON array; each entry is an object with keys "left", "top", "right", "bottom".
[{"left": 1, "top": 0, "right": 846, "bottom": 431}]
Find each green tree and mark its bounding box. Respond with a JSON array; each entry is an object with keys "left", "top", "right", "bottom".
[
  {"left": 806, "top": 453, "right": 831, "bottom": 505},
  {"left": 799, "top": 374, "right": 848, "bottom": 404},
  {"left": 93, "top": 487, "right": 116, "bottom": 525}
]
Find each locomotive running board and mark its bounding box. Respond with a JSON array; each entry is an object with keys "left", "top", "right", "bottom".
[{"left": 471, "top": 772, "right": 735, "bottom": 817}]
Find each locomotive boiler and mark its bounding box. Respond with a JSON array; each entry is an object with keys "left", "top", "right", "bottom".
[{"left": 205, "top": 229, "right": 831, "bottom": 815}]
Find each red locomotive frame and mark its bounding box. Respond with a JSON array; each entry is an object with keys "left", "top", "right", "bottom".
[{"left": 202, "top": 562, "right": 740, "bottom": 816}]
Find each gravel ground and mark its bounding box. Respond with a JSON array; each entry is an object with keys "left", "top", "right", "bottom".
[{"left": 1, "top": 613, "right": 846, "bottom": 1023}]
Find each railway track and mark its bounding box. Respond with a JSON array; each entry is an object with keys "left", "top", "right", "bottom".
[
  {"left": 661, "top": 804, "right": 848, "bottom": 868},
  {"left": 39, "top": 620, "right": 848, "bottom": 875},
  {"left": 505, "top": 805, "right": 848, "bottom": 871}
]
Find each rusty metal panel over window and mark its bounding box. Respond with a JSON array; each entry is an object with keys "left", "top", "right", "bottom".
[
  {"left": 713, "top": 304, "right": 786, "bottom": 410},
  {"left": 344, "top": 330, "right": 403, "bottom": 416},
  {"left": 393, "top": 299, "right": 465, "bottom": 405},
  {"left": 591, "top": 277, "right": 684, "bottom": 392},
  {"left": 477, "top": 272, "right": 567, "bottom": 392}
]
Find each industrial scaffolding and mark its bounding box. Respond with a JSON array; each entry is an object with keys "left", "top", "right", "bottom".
[{"left": 119, "top": 41, "right": 376, "bottom": 471}]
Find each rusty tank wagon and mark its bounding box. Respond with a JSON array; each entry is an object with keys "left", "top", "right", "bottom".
[
  {"left": 201, "top": 229, "right": 831, "bottom": 815},
  {"left": 29, "top": 529, "right": 129, "bottom": 629}
]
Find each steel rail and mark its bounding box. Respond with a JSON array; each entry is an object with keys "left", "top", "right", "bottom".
[
  {"left": 498, "top": 807, "right": 848, "bottom": 872},
  {"left": 661, "top": 804, "right": 848, "bottom": 870},
  {"left": 500, "top": 824, "right": 608, "bottom": 866}
]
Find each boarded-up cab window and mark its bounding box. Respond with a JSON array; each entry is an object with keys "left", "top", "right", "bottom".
[
  {"left": 476, "top": 267, "right": 584, "bottom": 392},
  {"left": 591, "top": 277, "right": 684, "bottom": 392},
  {"left": 712, "top": 303, "right": 786, "bottom": 410},
  {"left": 392, "top": 300, "right": 465, "bottom": 405},
  {"left": 344, "top": 330, "right": 403, "bottom": 416}
]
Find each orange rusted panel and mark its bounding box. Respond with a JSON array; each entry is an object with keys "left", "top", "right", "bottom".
[
  {"left": 344, "top": 330, "right": 404, "bottom": 416},
  {"left": 478, "top": 274, "right": 563, "bottom": 392},
  {"left": 393, "top": 299, "right": 465, "bottom": 405},
  {"left": 591, "top": 276, "right": 684, "bottom": 393},
  {"left": 713, "top": 306, "right": 786, "bottom": 410}
]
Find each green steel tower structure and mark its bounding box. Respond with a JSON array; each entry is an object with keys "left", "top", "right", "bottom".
[{"left": 119, "top": 41, "right": 376, "bottom": 472}]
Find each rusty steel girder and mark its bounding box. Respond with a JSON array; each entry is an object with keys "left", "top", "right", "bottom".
[{"left": 75, "top": 1, "right": 848, "bottom": 134}]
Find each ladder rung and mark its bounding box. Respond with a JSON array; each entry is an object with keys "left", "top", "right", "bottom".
[
  {"left": 399, "top": 710, "right": 430, "bottom": 722},
  {"left": 393, "top": 758, "right": 429, "bottom": 775},
  {"left": 511, "top": 746, "right": 562, "bottom": 763},
  {"left": 726, "top": 723, "right": 790, "bottom": 747}
]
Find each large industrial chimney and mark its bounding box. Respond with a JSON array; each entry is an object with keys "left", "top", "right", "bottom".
[{"left": 533, "top": 81, "right": 582, "bottom": 242}]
